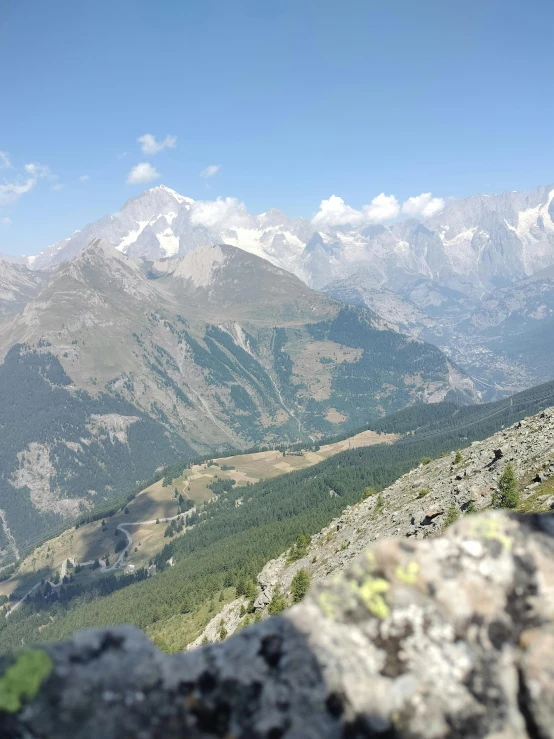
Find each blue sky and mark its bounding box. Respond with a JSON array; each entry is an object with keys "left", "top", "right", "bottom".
[{"left": 1, "top": 0, "right": 553, "bottom": 255}]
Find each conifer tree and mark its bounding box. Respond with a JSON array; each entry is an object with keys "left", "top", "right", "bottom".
[
  {"left": 291, "top": 569, "right": 311, "bottom": 603},
  {"left": 494, "top": 463, "right": 519, "bottom": 509}
]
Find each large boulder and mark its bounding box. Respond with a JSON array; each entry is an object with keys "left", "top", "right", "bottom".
[{"left": 1, "top": 511, "right": 554, "bottom": 738}]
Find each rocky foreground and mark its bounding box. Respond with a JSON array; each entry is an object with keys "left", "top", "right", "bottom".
[{"left": 1, "top": 510, "right": 554, "bottom": 738}]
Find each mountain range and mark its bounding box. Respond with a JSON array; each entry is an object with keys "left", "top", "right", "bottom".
[
  {"left": 9, "top": 182, "right": 553, "bottom": 295},
  {"left": 3, "top": 180, "right": 554, "bottom": 552},
  {"left": 4, "top": 182, "right": 554, "bottom": 392},
  {"left": 0, "top": 238, "right": 473, "bottom": 557}
]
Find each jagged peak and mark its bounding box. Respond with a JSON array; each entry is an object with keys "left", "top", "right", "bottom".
[
  {"left": 146, "top": 184, "right": 195, "bottom": 205},
  {"left": 74, "top": 237, "right": 121, "bottom": 261},
  {"left": 68, "top": 239, "right": 144, "bottom": 277}
]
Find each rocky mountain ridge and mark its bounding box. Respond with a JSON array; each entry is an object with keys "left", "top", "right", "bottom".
[{"left": 195, "top": 404, "right": 554, "bottom": 644}]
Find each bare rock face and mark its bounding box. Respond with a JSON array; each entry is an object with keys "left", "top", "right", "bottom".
[{"left": 1, "top": 510, "right": 554, "bottom": 738}]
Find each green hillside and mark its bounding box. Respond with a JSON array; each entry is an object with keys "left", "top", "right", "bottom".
[
  {"left": 0, "top": 345, "right": 193, "bottom": 558},
  {"left": 1, "top": 377, "right": 552, "bottom": 653}
]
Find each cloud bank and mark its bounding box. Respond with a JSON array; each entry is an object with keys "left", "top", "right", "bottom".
[
  {"left": 189, "top": 197, "right": 249, "bottom": 229},
  {"left": 312, "top": 191, "right": 445, "bottom": 227},
  {"left": 401, "top": 192, "right": 445, "bottom": 218}
]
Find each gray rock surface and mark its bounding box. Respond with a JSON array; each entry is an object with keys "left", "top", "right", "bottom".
[{"left": 2, "top": 510, "right": 554, "bottom": 738}]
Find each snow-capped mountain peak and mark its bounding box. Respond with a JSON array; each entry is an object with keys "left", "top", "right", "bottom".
[
  {"left": 22, "top": 182, "right": 554, "bottom": 300},
  {"left": 147, "top": 184, "right": 195, "bottom": 206}
]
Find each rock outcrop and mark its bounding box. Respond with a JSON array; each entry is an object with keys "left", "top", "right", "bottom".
[
  {"left": 199, "top": 406, "right": 554, "bottom": 641},
  {"left": 1, "top": 510, "right": 554, "bottom": 738}
]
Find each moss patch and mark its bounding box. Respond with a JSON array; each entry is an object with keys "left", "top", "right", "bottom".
[{"left": 0, "top": 648, "right": 53, "bottom": 713}]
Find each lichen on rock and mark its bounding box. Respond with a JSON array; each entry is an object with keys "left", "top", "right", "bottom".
[{"left": 0, "top": 649, "right": 53, "bottom": 713}]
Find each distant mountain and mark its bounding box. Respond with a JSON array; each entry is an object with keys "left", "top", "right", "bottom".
[
  {"left": 0, "top": 261, "right": 48, "bottom": 316},
  {"left": 16, "top": 184, "right": 554, "bottom": 396},
  {"left": 0, "top": 240, "right": 477, "bottom": 558},
  {"left": 324, "top": 266, "right": 554, "bottom": 396},
  {"left": 23, "top": 183, "right": 554, "bottom": 301}
]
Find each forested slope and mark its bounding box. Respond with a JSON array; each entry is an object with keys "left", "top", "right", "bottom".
[
  {"left": 0, "top": 345, "right": 192, "bottom": 557},
  {"left": 1, "top": 375, "right": 553, "bottom": 651}
]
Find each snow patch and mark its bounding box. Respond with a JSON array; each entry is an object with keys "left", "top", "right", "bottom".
[
  {"left": 117, "top": 220, "right": 151, "bottom": 251},
  {"left": 442, "top": 227, "right": 477, "bottom": 246},
  {"left": 157, "top": 228, "right": 180, "bottom": 257},
  {"left": 516, "top": 204, "right": 542, "bottom": 237}
]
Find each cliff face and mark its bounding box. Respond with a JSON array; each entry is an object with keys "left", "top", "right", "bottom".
[{"left": 1, "top": 510, "right": 554, "bottom": 738}]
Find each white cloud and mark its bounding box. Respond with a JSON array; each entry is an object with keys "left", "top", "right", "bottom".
[
  {"left": 200, "top": 164, "right": 220, "bottom": 178},
  {"left": 0, "top": 161, "right": 51, "bottom": 205},
  {"left": 190, "top": 197, "right": 249, "bottom": 229},
  {"left": 312, "top": 190, "right": 448, "bottom": 228},
  {"left": 24, "top": 162, "right": 51, "bottom": 179},
  {"left": 51, "top": 183, "right": 64, "bottom": 191},
  {"left": 312, "top": 192, "right": 400, "bottom": 228},
  {"left": 137, "top": 134, "right": 177, "bottom": 155},
  {"left": 79, "top": 174, "right": 89, "bottom": 182},
  {"left": 1, "top": 217, "right": 11, "bottom": 225},
  {"left": 126, "top": 162, "right": 160, "bottom": 185},
  {"left": 362, "top": 193, "right": 400, "bottom": 223},
  {"left": 402, "top": 192, "right": 445, "bottom": 218},
  {"left": 312, "top": 195, "right": 365, "bottom": 228},
  {"left": 0, "top": 178, "right": 35, "bottom": 205},
  {"left": 0, "top": 151, "right": 12, "bottom": 169}
]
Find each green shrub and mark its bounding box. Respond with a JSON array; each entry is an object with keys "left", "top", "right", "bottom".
[
  {"left": 359, "top": 486, "right": 376, "bottom": 502},
  {"left": 443, "top": 505, "right": 460, "bottom": 528},
  {"left": 268, "top": 586, "right": 288, "bottom": 615},
  {"left": 287, "top": 534, "right": 311, "bottom": 563},
  {"left": 493, "top": 463, "right": 519, "bottom": 509},
  {"left": 235, "top": 578, "right": 257, "bottom": 599},
  {"left": 291, "top": 569, "right": 311, "bottom": 603},
  {"left": 374, "top": 492, "right": 385, "bottom": 514}
]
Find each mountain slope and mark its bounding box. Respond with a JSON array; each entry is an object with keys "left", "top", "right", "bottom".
[
  {"left": 15, "top": 182, "right": 554, "bottom": 394},
  {"left": 0, "top": 240, "right": 476, "bottom": 448},
  {"left": 0, "top": 344, "right": 191, "bottom": 558},
  {"left": 1, "top": 376, "right": 552, "bottom": 653},
  {"left": 326, "top": 261, "right": 554, "bottom": 395},
  {"left": 0, "top": 261, "right": 48, "bottom": 316},
  {"left": 0, "top": 241, "right": 476, "bottom": 555}
]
